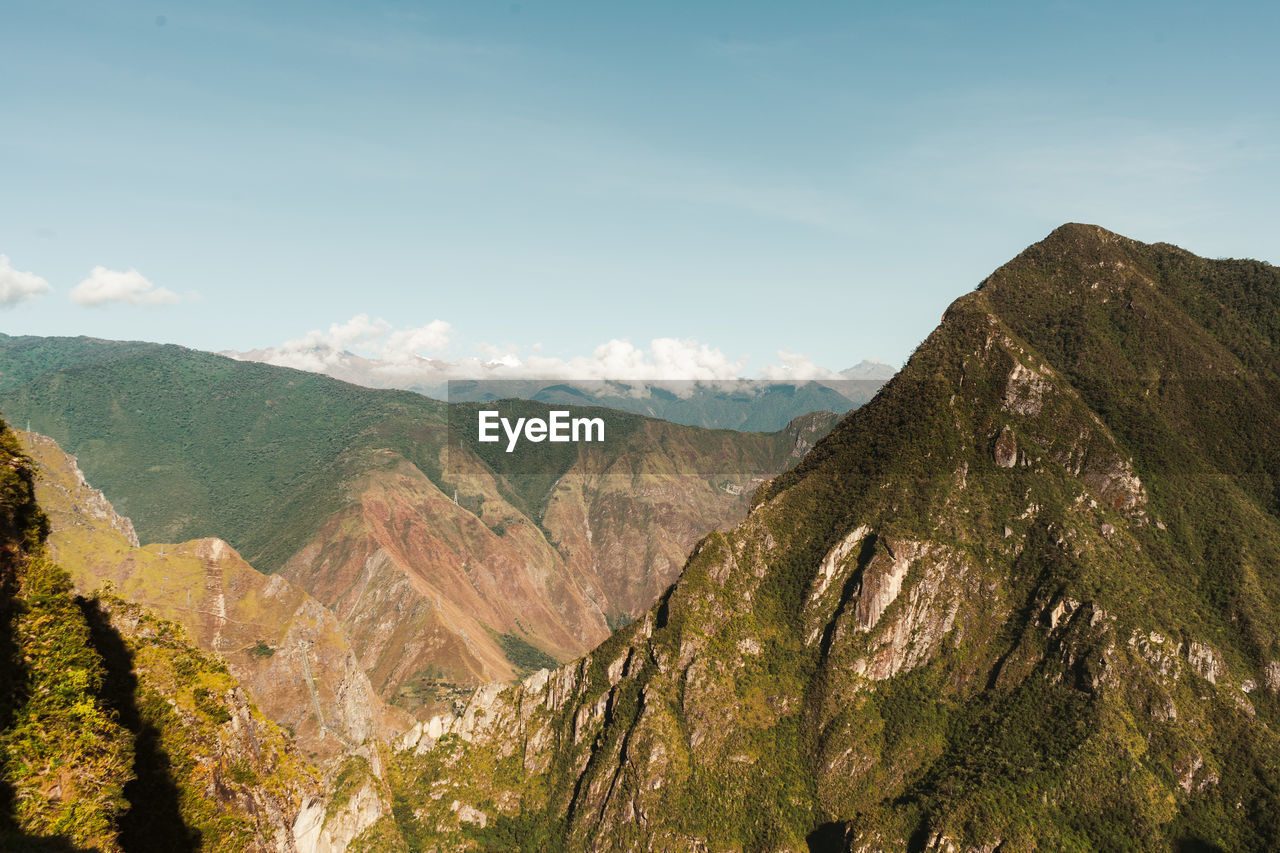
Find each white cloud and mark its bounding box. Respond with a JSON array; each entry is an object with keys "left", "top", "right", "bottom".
[
  {"left": 758, "top": 350, "right": 841, "bottom": 381},
  {"left": 242, "top": 314, "right": 453, "bottom": 377},
  {"left": 383, "top": 320, "right": 453, "bottom": 363},
  {"left": 70, "top": 266, "right": 180, "bottom": 306},
  {"left": 229, "top": 315, "right": 883, "bottom": 393},
  {"left": 294, "top": 314, "right": 391, "bottom": 352},
  {"left": 0, "top": 255, "right": 52, "bottom": 307}
]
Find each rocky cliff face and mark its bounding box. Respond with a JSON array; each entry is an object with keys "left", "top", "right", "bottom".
[
  {"left": 279, "top": 446, "right": 607, "bottom": 697},
  {"left": 280, "top": 413, "right": 837, "bottom": 715},
  {"left": 382, "top": 225, "right": 1280, "bottom": 851},
  {"left": 94, "top": 594, "right": 326, "bottom": 853}
]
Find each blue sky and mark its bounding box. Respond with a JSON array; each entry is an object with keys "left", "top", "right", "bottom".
[{"left": 2, "top": 0, "right": 1278, "bottom": 375}]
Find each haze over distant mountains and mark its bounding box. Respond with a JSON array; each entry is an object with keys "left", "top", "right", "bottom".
[
  {"left": 225, "top": 335, "right": 896, "bottom": 427},
  {"left": 226, "top": 337, "right": 899, "bottom": 431}
]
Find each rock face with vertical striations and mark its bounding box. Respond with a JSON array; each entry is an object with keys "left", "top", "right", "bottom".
[
  {"left": 276, "top": 414, "right": 836, "bottom": 714},
  {"left": 381, "top": 225, "right": 1280, "bottom": 851}
]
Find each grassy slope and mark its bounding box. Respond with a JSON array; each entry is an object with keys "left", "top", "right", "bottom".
[
  {"left": 22, "top": 428, "right": 411, "bottom": 758},
  {"left": 0, "top": 418, "right": 133, "bottom": 851}
]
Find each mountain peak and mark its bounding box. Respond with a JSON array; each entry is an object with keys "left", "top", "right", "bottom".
[
  {"left": 1036, "top": 221, "right": 1152, "bottom": 256},
  {"left": 979, "top": 222, "right": 1136, "bottom": 285},
  {"left": 386, "top": 227, "right": 1280, "bottom": 850}
]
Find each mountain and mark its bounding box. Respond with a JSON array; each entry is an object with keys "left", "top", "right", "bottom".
[
  {"left": 376, "top": 225, "right": 1280, "bottom": 851},
  {"left": 0, "top": 418, "right": 325, "bottom": 852},
  {"left": 839, "top": 359, "right": 899, "bottom": 380},
  {"left": 444, "top": 379, "right": 884, "bottom": 432},
  {"left": 0, "top": 341, "right": 837, "bottom": 714},
  {"left": 19, "top": 430, "right": 410, "bottom": 761},
  {"left": 222, "top": 349, "right": 895, "bottom": 431}
]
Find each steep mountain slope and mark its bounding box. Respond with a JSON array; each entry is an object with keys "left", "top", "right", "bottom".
[
  {"left": 279, "top": 409, "right": 836, "bottom": 711},
  {"left": 0, "top": 418, "right": 324, "bottom": 852},
  {"left": 0, "top": 343, "right": 835, "bottom": 710},
  {"left": 19, "top": 430, "right": 410, "bottom": 761},
  {"left": 382, "top": 225, "right": 1280, "bottom": 851}
]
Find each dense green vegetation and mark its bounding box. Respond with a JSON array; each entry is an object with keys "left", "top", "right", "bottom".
[
  {"left": 489, "top": 630, "right": 559, "bottom": 677},
  {"left": 0, "top": 554, "right": 134, "bottom": 849},
  {"left": 0, "top": 419, "right": 133, "bottom": 851}
]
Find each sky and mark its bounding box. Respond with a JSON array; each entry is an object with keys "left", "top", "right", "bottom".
[{"left": 2, "top": 0, "right": 1279, "bottom": 378}]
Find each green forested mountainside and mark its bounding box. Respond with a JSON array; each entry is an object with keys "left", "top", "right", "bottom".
[
  {"left": 0, "top": 337, "right": 829, "bottom": 574},
  {"left": 0, "top": 336, "right": 446, "bottom": 571},
  {"left": 377, "top": 225, "right": 1280, "bottom": 851},
  {"left": 0, "top": 418, "right": 321, "bottom": 852},
  {"left": 0, "top": 334, "right": 158, "bottom": 394}
]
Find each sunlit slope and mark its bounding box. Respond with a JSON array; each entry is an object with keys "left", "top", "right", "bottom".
[{"left": 0, "top": 419, "right": 323, "bottom": 853}]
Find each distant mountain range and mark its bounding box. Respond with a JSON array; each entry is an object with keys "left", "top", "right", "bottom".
[
  {"left": 444, "top": 377, "right": 886, "bottom": 432},
  {"left": 224, "top": 344, "right": 898, "bottom": 432}
]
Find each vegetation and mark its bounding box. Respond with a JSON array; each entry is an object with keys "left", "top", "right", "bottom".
[
  {"left": 0, "top": 335, "right": 447, "bottom": 571},
  {"left": 0, "top": 419, "right": 133, "bottom": 851},
  {"left": 7, "top": 225, "right": 1280, "bottom": 850},
  {"left": 0, "top": 334, "right": 837, "bottom": 579},
  {"left": 489, "top": 630, "right": 558, "bottom": 677},
  {"left": 0, "top": 552, "right": 134, "bottom": 849},
  {"left": 95, "top": 592, "right": 319, "bottom": 853}
]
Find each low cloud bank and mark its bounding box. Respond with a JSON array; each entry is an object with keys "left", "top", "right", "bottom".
[{"left": 228, "top": 314, "right": 896, "bottom": 394}]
